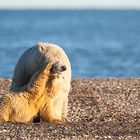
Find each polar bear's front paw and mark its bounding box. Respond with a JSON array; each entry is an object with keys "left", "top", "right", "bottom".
[{"left": 43, "top": 63, "right": 53, "bottom": 74}]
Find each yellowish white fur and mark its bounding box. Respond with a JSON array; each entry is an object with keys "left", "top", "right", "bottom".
[
  {"left": 10, "top": 42, "right": 71, "bottom": 123},
  {"left": 0, "top": 63, "right": 52, "bottom": 122}
]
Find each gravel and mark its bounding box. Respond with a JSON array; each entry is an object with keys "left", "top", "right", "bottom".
[{"left": 0, "top": 78, "right": 139, "bottom": 140}]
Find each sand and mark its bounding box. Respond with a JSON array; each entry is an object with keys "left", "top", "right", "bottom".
[{"left": 0, "top": 78, "right": 139, "bottom": 140}]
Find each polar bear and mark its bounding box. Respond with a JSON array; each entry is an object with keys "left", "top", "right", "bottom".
[
  {"left": 10, "top": 42, "right": 71, "bottom": 123},
  {"left": 0, "top": 63, "right": 53, "bottom": 122}
]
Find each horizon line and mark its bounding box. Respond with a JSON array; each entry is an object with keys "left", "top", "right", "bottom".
[{"left": 0, "top": 7, "right": 140, "bottom": 10}]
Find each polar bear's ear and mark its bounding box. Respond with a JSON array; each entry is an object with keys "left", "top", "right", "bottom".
[{"left": 38, "top": 45, "right": 46, "bottom": 54}]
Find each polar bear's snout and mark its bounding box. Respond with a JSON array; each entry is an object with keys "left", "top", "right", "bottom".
[
  {"left": 51, "top": 61, "right": 67, "bottom": 74},
  {"left": 61, "top": 66, "right": 66, "bottom": 71}
]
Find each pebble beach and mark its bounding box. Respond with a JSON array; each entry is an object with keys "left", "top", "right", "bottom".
[{"left": 0, "top": 78, "right": 139, "bottom": 139}]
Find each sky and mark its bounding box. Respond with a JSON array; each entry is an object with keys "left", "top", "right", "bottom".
[{"left": 0, "top": 0, "right": 140, "bottom": 9}]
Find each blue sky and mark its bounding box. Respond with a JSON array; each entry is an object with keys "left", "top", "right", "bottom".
[{"left": 0, "top": 0, "right": 140, "bottom": 9}]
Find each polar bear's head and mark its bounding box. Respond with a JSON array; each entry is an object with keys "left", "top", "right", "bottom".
[
  {"left": 37, "top": 42, "right": 69, "bottom": 72},
  {"left": 37, "top": 42, "right": 70, "bottom": 76}
]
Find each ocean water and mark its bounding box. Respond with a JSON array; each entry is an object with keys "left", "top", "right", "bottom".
[{"left": 0, "top": 10, "right": 140, "bottom": 78}]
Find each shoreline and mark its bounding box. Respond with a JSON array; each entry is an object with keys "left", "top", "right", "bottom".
[{"left": 0, "top": 78, "right": 139, "bottom": 139}]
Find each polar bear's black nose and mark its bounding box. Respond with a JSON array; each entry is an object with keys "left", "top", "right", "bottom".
[{"left": 61, "top": 66, "right": 66, "bottom": 71}]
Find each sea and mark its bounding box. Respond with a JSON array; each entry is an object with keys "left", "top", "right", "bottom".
[{"left": 0, "top": 9, "right": 140, "bottom": 78}]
